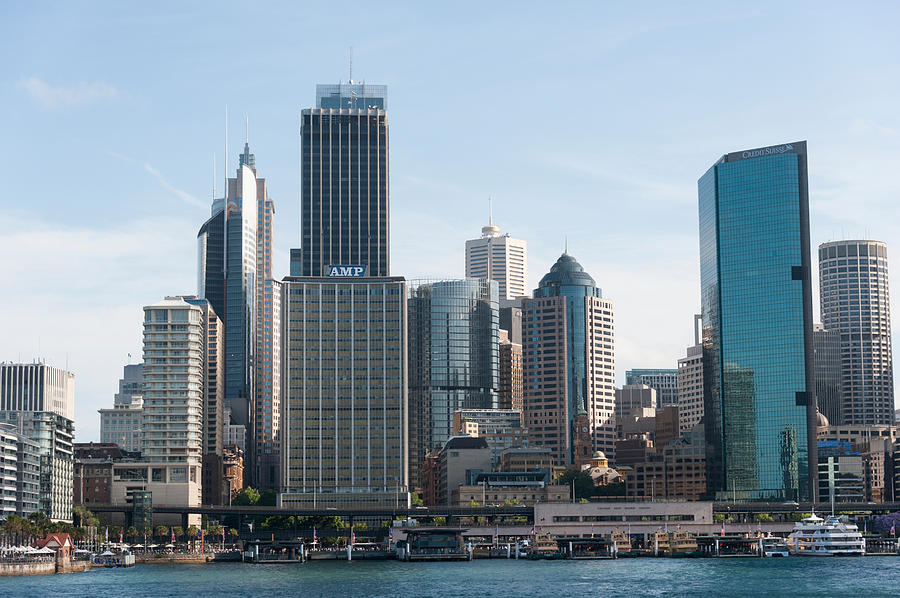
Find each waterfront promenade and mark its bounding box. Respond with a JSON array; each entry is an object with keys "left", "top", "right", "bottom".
[{"left": 2, "top": 558, "right": 899, "bottom": 597}]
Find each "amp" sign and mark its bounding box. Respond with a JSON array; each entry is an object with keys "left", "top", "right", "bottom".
[{"left": 325, "top": 264, "right": 367, "bottom": 278}]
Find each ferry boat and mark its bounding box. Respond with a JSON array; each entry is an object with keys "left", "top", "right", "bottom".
[
  {"left": 528, "top": 533, "right": 564, "bottom": 560},
  {"left": 610, "top": 530, "right": 636, "bottom": 557},
  {"left": 787, "top": 513, "right": 865, "bottom": 556},
  {"left": 666, "top": 529, "right": 701, "bottom": 557},
  {"left": 761, "top": 536, "right": 790, "bottom": 557},
  {"left": 651, "top": 530, "right": 670, "bottom": 556}
]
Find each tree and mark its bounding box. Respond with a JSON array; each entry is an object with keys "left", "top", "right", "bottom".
[
  {"left": 126, "top": 526, "right": 139, "bottom": 541},
  {"left": 259, "top": 489, "right": 278, "bottom": 506},
  {"left": 73, "top": 505, "right": 98, "bottom": 528},
  {"left": 232, "top": 487, "right": 260, "bottom": 506},
  {"left": 227, "top": 528, "right": 238, "bottom": 540},
  {"left": 555, "top": 470, "right": 595, "bottom": 500},
  {"left": 410, "top": 492, "right": 424, "bottom": 507},
  {"left": 754, "top": 513, "right": 774, "bottom": 523},
  {"left": 155, "top": 525, "right": 169, "bottom": 540},
  {"left": 172, "top": 526, "right": 184, "bottom": 543},
  {"left": 593, "top": 481, "right": 626, "bottom": 497}
]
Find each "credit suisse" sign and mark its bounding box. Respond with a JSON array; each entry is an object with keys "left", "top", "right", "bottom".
[{"left": 325, "top": 264, "right": 367, "bottom": 277}]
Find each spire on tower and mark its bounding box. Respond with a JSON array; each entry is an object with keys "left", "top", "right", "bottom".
[{"left": 480, "top": 194, "right": 501, "bottom": 238}]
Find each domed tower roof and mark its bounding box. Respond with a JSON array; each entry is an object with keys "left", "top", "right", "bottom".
[
  {"left": 816, "top": 411, "right": 829, "bottom": 429},
  {"left": 538, "top": 253, "right": 597, "bottom": 289}
]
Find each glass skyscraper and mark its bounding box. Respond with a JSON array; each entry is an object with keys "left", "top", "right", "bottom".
[
  {"left": 298, "top": 83, "right": 389, "bottom": 277},
  {"left": 407, "top": 279, "right": 499, "bottom": 488},
  {"left": 699, "top": 141, "right": 816, "bottom": 502}
]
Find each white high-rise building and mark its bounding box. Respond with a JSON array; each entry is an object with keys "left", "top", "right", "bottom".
[
  {"left": 130, "top": 297, "right": 204, "bottom": 516},
  {"left": 465, "top": 197, "right": 527, "bottom": 301}
]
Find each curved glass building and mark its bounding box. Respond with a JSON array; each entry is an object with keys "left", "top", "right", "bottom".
[{"left": 407, "top": 279, "right": 499, "bottom": 488}]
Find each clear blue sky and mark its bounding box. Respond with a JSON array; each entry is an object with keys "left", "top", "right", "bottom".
[{"left": 2, "top": 1, "right": 899, "bottom": 441}]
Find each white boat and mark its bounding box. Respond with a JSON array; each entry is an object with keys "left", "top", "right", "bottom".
[
  {"left": 787, "top": 513, "right": 865, "bottom": 556},
  {"left": 761, "top": 536, "right": 790, "bottom": 557}
]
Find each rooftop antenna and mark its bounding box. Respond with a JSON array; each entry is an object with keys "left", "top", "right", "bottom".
[
  {"left": 489, "top": 194, "right": 493, "bottom": 227},
  {"left": 565, "top": 236, "right": 568, "bottom": 254},
  {"left": 213, "top": 153, "right": 216, "bottom": 201},
  {"left": 245, "top": 115, "right": 249, "bottom": 145}
]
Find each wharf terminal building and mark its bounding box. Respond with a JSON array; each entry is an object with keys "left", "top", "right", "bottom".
[{"left": 699, "top": 141, "right": 816, "bottom": 502}]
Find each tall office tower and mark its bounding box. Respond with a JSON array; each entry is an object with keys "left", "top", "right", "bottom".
[
  {"left": 140, "top": 297, "right": 205, "bottom": 508},
  {"left": 615, "top": 384, "right": 657, "bottom": 422},
  {"left": 819, "top": 240, "right": 894, "bottom": 426},
  {"left": 99, "top": 364, "right": 144, "bottom": 452},
  {"left": 465, "top": 198, "right": 528, "bottom": 301},
  {"left": 298, "top": 82, "right": 389, "bottom": 277},
  {"left": 677, "top": 316, "right": 705, "bottom": 437},
  {"left": 498, "top": 330, "right": 524, "bottom": 413},
  {"left": 625, "top": 369, "right": 679, "bottom": 406},
  {"left": 198, "top": 137, "right": 277, "bottom": 487},
  {"left": 407, "top": 280, "right": 499, "bottom": 488},
  {"left": 522, "top": 253, "right": 616, "bottom": 465},
  {"left": 699, "top": 141, "right": 816, "bottom": 502},
  {"left": 231, "top": 138, "right": 283, "bottom": 491},
  {"left": 280, "top": 275, "right": 410, "bottom": 508},
  {"left": 814, "top": 323, "right": 843, "bottom": 426},
  {"left": 0, "top": 362, "right": 75, "bottom": 520},
  {"left": 254, "top": 279, "right": 282, "bottom": 490}
]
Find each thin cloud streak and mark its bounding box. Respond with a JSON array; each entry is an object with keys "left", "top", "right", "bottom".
[
  {"left": 16, "top": 77, "right": 119, "bottom": 108},
  {"left": 142, "top": 162, "right": 206, "bottom": 208}
]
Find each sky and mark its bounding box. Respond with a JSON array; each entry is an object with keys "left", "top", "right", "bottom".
[{"left": 2, "top": 1, "right": 900, "bottom": 442}]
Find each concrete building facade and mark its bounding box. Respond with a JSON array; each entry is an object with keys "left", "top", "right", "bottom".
[
  {"left": 819, "top": 240, "right": 894, "bottom": 426},
  {"left": 280, "top": 276, "right": 409, "bottom": 508},
  {"left": 465, "top": 201, "right": 527, "bottom": 301},
  {"left": 523, "top": 253, "right": 615, "bottom": 466}
]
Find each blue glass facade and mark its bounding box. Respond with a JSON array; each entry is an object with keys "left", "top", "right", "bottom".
[
  {"left": 407, "top": 279, "right": 499, "bottom": 487},
  {"left": 699, "top": 141, "right": 816, "bottom": 502}
]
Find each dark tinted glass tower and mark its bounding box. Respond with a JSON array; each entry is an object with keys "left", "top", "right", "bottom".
[
  {"left": 299, "top": 83, "right": 389, "bottom": 276},
  {"left": 699, "top": 141, "right": 816, "bottom": 502},
  {"left": 197, "top": 209, "right": 226, "bottom": 320}
]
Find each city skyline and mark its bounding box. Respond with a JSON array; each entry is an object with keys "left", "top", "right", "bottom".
[{"left": 3, "top": 3, "right": 900, "bottom": 442}]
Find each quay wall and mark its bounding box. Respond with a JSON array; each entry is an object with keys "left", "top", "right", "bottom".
[{"left": 0, "top": 562, "right": 57, "bottom": 576}]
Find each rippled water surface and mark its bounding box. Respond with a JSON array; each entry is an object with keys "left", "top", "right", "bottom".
[{"left": 1, "top": 557, "right": 898, "bottom": 597}]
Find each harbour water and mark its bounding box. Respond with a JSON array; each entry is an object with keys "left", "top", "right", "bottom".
[{"left": 1, "top": 558, "right": 899, "bottom": 597}]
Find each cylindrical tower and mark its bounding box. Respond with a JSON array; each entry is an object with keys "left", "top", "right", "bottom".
[{"left": 819, "top": 240, "right": 893, "bottom": 425}]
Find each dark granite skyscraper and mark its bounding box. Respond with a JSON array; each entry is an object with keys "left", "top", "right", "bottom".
[
  {"left": 298, "top": 82, "right": 389, "bottom": 277},
  {"left": 699, "top": 141, "right": 816, "bottom": 502}
]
